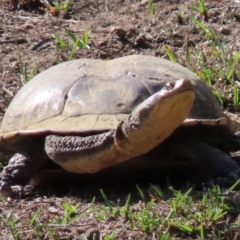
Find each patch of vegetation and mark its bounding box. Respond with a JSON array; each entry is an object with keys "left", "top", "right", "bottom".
[
  {"left": 148, "top": 0, "right": 155, "bottom": 18},
  {"left": 164, "top": 15, "right": 240, "bottom": 108},
  {"left": 54, "top": 28, "right": 90, "bottom": 61},
  {"left": 53, "top": 1, "right": 71, "bottom": 11},
  {"left": 19, "top": 60, "right": 36, "bottom": 84},
  {"left": 192, "top": 0, "right": 208, "bottom": 21},
  {"left": 1, "top": 185, "right": 240, "bottom": 239}
]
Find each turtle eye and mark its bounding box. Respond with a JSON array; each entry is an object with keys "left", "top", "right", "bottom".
[{"left": 164, "top": 81, "right": 175, "bottom": 90}]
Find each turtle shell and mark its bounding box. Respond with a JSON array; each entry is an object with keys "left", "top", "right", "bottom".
[{"left": 0, "top": 55, "right": 231, "bottom": 145}]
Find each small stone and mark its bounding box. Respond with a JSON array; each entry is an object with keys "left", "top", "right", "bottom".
[
  {"left": 219, "top": 27, "right": 231, "bottom": 35},
  {"left": 48, "top": 206, "right": 59, "bottom": 213}
]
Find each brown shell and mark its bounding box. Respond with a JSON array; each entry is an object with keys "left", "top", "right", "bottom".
[{"left": 0, "top": 55, "right": 233, "bottom": 144}]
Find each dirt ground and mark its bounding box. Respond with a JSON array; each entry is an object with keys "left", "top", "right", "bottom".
[{"left": 1, "top": 0, "right": 240, "bottom": 239}]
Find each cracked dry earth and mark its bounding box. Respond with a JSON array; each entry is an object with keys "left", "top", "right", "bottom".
[{"left": 1, "top": 0, "right": 240, "bottom": 239}]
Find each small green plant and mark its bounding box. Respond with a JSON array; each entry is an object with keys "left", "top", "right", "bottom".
[
  {"left": 61, "top": 202, "right": 80, "bottom": 223},
  {"left": 64, "top": 28, "right": 90, "bottom": 49},
  {"left": 100, "top": 189, "right": 115, "bottom": 209},
  {"left": 163, "top": 45, "right": 179, "bottom": 63},
  {"left": 53, "top": 202, "right": 80, "bottom": 224},
  {"left": 136, "top": 185, "right": 147, "bottom": 204},
  {"left": 104, "top": 231, "right": 117, "bottom": 240},
  {"left": 6, "top": 211, "right": 20, "bottom": 240},
  {"left": 192, "top": 0, "right": 208, "bottom": 21},
  {"left": 233, "top": 84, "right": 239, "bottom": 106},
  {"left": 177, "top": 8, "right": 184, "bottom": 24},
  {"left": 229, "top": 178, "right": 240, "bottom": 191},
  {"left": 54, "top": 32, "right": 68, "bottom": 49},
  {"left": 30, "top": 208, "right": 41, "bottom": 226},
  {"left": 121, "top": 194, "right": 131, "bottom": 222},
  {"left": 149, "top": 184, "right": 165, "bottom": 199},
  {"left": 212, "top": 90, "right": 223, "bottom": 106},
  {"left": 134, "top": 207, "right": 159, "bottom": 232},
  {"left": 53, "top": 1, "right": 71, "bottom": 11},
  {"left": 191, "top": 17, "right": 212, "bottom": 38},
  {"left": 19, "top": 61, "right": 36, "bottom": 84},
  {"left": 54, "top": 28, "right": 90, "bottom": 61},
  {"left": 221, "top": 179, "right": 240, "bottom": 215},
  {"left": 148, "top": 0, "right": 155, "bottom": 17},
  {"left": 168, "top": 187, "right": 193, "bottom": 216},
  {"left": 99, "top": 189, "right": 120, "bottom": 218},
  {"left": 17, "top": 51, "right": 36, "bottom": 84}
]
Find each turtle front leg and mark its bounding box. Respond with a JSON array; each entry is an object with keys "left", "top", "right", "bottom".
[
  {"left": 175, "top": 139, "right": 240, "bottom": 186},
  {"left": 45, "top": 130, "right": 121, "bottom": 173},
  {"left": 0, "top": 146, "right": 48, "bottom": 198}
]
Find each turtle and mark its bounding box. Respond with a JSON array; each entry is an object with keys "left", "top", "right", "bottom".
[{"left": 0, "top": 55, "right": 240, "bottom": 198}]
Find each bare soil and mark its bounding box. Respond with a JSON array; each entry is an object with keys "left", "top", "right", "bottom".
[{"left": 1, "top": 0, "right": 240, "bottom": 239}]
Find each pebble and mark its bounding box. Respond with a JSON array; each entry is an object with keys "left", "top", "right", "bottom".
[{"left": 219, "top": 26, "right": 231, "bottom": 35}]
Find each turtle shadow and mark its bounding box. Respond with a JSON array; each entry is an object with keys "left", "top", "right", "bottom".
[{"left": 31, "top": 162, "right": 203, "bottom": 204}]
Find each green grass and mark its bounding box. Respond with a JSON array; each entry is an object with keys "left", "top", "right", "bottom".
[
  {"left": 1, "top": 185, "right": 239, "bottom": 239},
  {"left": 19, "top": 61, "right": 36, "bottom": 84},
  {"left": 164, "top": 15, "right": 240, "bottom": 107},
  {"left": 54, "top": 28, "right": 90, "bottom": 61},
  {"left": 53, "top": 1, "right": 71, "bottom": 11},
  {"left": 192, "top": 0, "right": 208, "bottom": 21},
  {"left": 148, "top": 0, "right": 155, "bottom": 18}
]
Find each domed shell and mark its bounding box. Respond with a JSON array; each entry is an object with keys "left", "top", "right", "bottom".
[{"left": 0, "top": 55, "right": 225, "bottom": 143}]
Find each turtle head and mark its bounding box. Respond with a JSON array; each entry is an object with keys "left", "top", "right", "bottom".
[{"left": 115, "top": 78, "right": 195, "bottom": 155}]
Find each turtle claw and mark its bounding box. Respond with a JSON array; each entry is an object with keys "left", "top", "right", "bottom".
[
  {"left": 203, "top": 172, "right": 239, "bottom": 189},
  {"left": 0, "top": 181, "right": 13, "bottom": 197},
  {"left": 226, "top": 172, "right": 239, "bottom": 185},
  {"left": 0, "top": 181, "right": 36, "bottom": 198}
]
